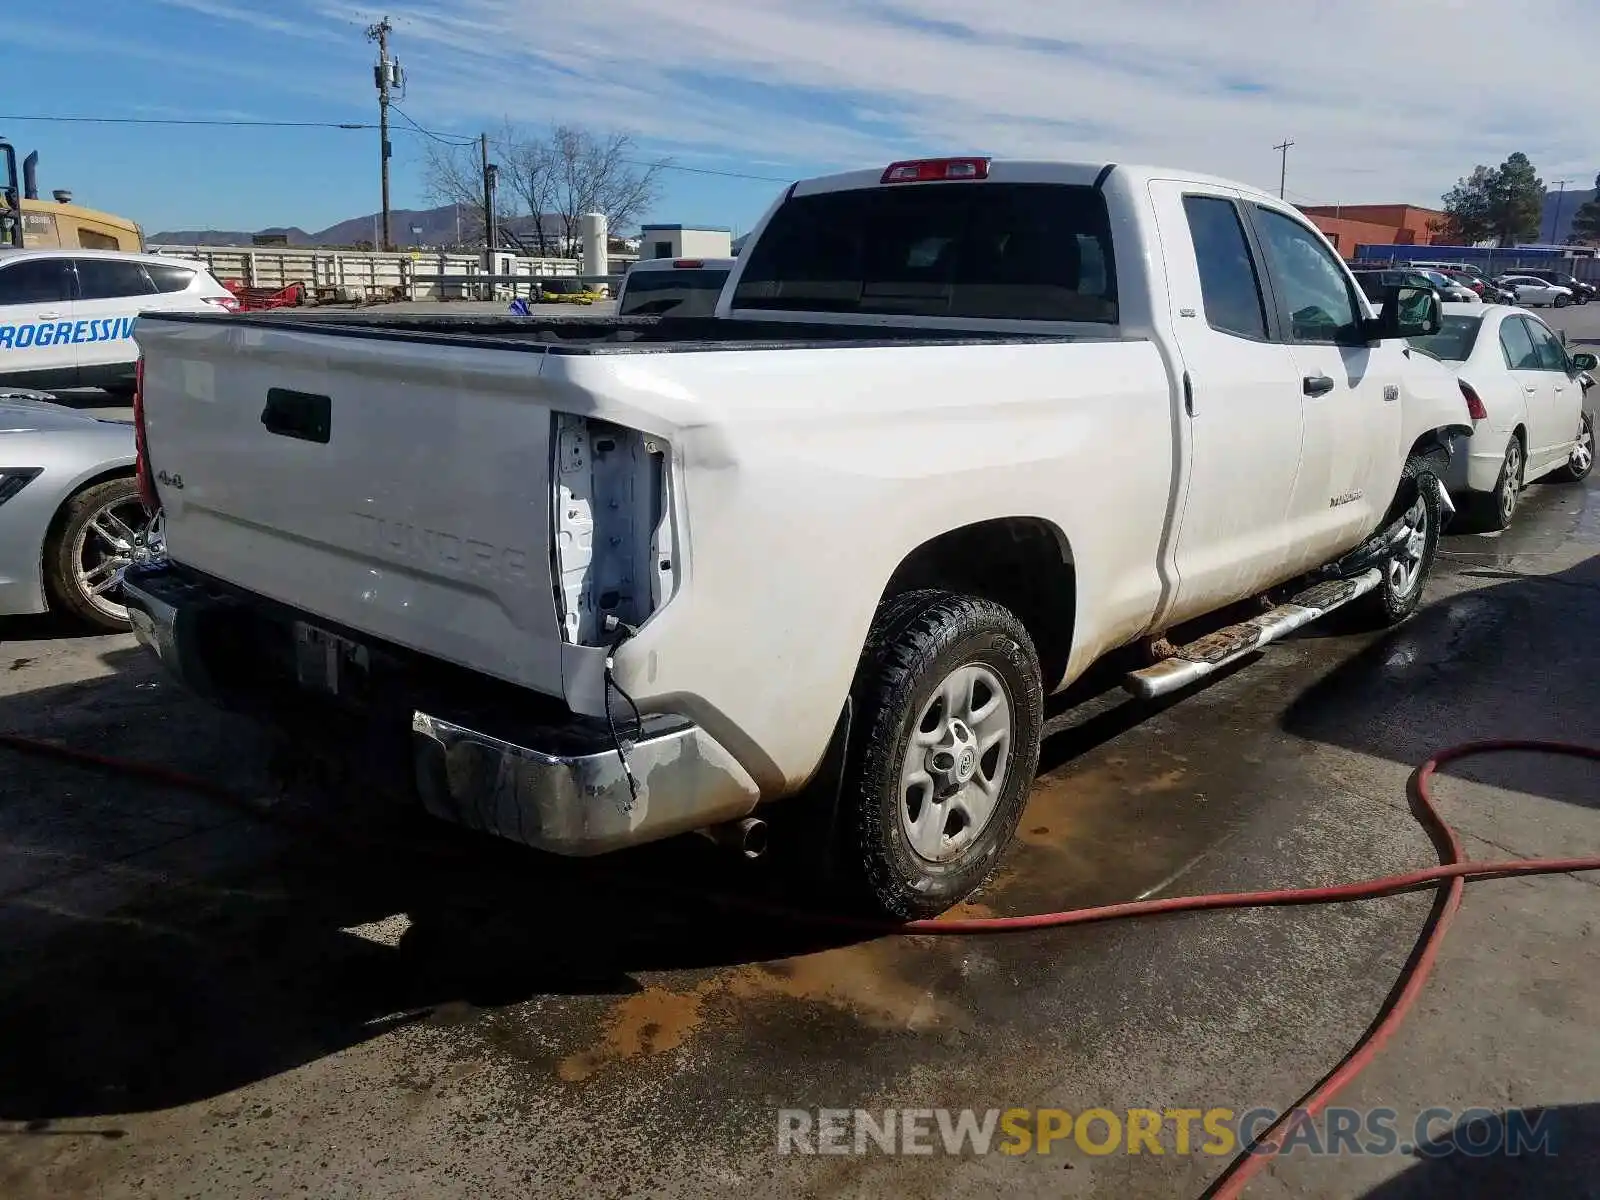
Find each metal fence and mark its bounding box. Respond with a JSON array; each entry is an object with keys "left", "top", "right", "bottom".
[
  {"left": 1354, "top": 244, "right": 1600, "bottom": 282},
  {"left": 146, "top": 245, "right": 639, "bottom": 301}
]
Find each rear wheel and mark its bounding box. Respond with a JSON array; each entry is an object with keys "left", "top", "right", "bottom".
[
  {"left": 1350, "top": 458, "right": 1442, "bottom": 627},
  {"left": 841, "top": 590, "right": 1043, "bottom": 920},
  {"left": 1554, "top": 412, "right": 1595, "bottom": 483},
  {"left": 1484, "top": 436, "right": 1524, "bottom": 530},
  {"left": 44, "top": 477, "right": 155, "bottom": 632}
]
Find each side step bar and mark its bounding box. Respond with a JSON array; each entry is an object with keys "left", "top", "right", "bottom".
[{"left": 1124, "top": 568, "right": 1383, "bottom": 701}]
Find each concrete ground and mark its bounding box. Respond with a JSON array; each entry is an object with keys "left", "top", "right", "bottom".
[{"left": 1, "top": 305, "right": 1598, "bottom": 1199}]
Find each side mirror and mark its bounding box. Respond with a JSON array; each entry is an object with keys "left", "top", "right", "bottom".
[
  {"left": 1572, "top": 352, "right": 1598, "bottom": 371},
  {"left": 1366, "top": 284, "right": 1441, "bottom": 340}
]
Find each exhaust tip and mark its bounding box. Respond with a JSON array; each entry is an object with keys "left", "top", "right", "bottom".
[{"left": 697, "top": 816, "right": 769, "bottom": 860}]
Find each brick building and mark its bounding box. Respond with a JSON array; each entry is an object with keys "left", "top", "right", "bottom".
[{"left": 1299, "top": 204, "right": 1445, "bottom": 259}]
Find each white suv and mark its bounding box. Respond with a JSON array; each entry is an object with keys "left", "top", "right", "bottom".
[{"left": 0, "top": 249, "right": 237, "bottom": 394}]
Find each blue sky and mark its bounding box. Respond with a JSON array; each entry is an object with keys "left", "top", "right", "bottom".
[{"left": 3, "top": 0, "right": 1593, "bottom": 238}]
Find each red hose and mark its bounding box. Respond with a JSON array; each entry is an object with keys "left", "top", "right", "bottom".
[{"left": 1, "top": 732, "right": 1596, "bottom": 1197}]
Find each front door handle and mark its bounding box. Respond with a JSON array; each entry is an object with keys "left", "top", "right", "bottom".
[
  {"left": 1524, "top": 384, "right": 1539, "bottom": 393},
  {"left": 35, "top": 311, "right": 61, "bottom": 321},
  {"left": 1303, "top": 374, "right": 1335, "bottom": 398}
]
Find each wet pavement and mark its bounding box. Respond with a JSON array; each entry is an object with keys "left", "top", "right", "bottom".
[{"left": 2, "top": 417, "right": 1599, "bottom": 1197}]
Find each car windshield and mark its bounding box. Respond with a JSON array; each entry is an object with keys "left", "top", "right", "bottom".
[
  {"left": 1408, "top": 314, "right": 1482, "bottom": 362},
  {"left": 619, "top": 267, "right": 731, "bottom": 316}
]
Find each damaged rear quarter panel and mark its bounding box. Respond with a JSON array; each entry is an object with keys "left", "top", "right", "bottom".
[{"left": 542, "top": 340, "right": 1176, "bottom": 793}]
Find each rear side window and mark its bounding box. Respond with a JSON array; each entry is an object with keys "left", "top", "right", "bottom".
[
  {"left": 146, "top": 264, "right": 197, "bottom": 293},
  {"left": 0, "top": 258, "right": 71, "bottom": 304},
  {"left": 732, "top": 182, "right": 1118, "bottom": 322},
  {"left": 1182, "top": 195, "right": 1268, "bottom": 340},
  {"left": 1498, "top": 316, "right": 1539, "bottom": 370},
  {"left": 75, "top": 259, "right": 156, "bottom": 300},
  {"left": 619, "top": 268, "right": 731, "bottom": 316}
]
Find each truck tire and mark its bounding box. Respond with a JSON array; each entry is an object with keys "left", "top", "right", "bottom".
[
  {"left": 1350, "top": 456, "right": 1442, "bottom": 628},
  {"left": 43, "top": 476, "right": 152, "bottom": 632},
  {"left": 841, "top": 590, "right": 1044, "bottom": 920}
]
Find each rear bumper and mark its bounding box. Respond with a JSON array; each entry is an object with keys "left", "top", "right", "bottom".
[
  {"left": 121, "top": 565, "right": 760, "bottom": 856},
  {"left": 1447, "top": 431, "right": 1513, "bottom": 495}
]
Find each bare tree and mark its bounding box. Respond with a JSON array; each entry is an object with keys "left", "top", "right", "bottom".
[{"left": 423, "top": 123, "right": 667, "bottom": 254}]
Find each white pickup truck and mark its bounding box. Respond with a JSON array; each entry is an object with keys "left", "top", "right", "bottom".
[{"left": 123, "top": 158, "right": 1470, "bottom": 918}]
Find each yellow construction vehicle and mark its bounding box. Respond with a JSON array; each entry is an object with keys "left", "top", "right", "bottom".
[{"left": 0, "top": 141, "right": 144, "bottom": 252}]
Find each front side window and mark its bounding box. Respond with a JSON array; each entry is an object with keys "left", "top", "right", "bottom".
[
  {"left": 733, "top": 182, "right": 1118, "bottom": 322},
  {"left": 1182, "top": 195, "right": 1267, "bottom": 340},
  {"left": 1521, "top": 318, "right": 1569, "bottom": 372},
  {"left": 0, "top": 258, "right": 71, "bottom": 305},
  {"left": 75, "top": 259, "right": 155, "bottom": 300},
  {"left": 1252, "top": 207, "right": 1361, "bottom": 343}
]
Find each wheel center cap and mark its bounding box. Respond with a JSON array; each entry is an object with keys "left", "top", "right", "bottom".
[{"left": 955, "top": 747, "right": 977, "bottom": 782}]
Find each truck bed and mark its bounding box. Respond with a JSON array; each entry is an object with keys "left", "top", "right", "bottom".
[{"left": 140, "top": 310, "right": 1096, "bottom": 354}]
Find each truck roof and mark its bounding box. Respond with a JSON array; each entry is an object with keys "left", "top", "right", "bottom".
[{"left": 792, "top": 159, "right": 1285, "bottom": 207}]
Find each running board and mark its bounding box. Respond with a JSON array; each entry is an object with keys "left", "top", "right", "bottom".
[{"left": 1124, "top": 569, "right": 1383, "bottom": 701}]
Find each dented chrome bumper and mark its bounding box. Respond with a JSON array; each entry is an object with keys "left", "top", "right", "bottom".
[
  {"left": 122, "top": 565, "right": 761, "bottom": 857},
  {"left": 410, "top": 711, "right": 760, "bottom": 856}
]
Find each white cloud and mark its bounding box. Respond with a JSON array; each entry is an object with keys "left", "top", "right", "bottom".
[{"left": 152, "top": 0, "right": 1600, "bottom": 205}]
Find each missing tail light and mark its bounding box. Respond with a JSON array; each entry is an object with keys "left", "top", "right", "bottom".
[
  {"left": 551, "top": 415, "right": 679, "bottom": 646},
  {"left": 132, "top": 357, "right": 158, "bottom": 511}
]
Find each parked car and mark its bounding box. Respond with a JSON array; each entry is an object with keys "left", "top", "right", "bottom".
[
  {"left": 1350, "top": 268, "right": 1470, "bottom": 304},
  {"left": 1496, "top": 274, "right": 1575, "bottom": 308},
  {"left": 0, "top": 388, "right": 158, "bottom": 630},
  {"left": 1407, "top": 303, "right": 1595, "bottom": 528},
  {"left": 616, "top": 257, "right": 736, "bottom": 316},
  {"left": 1502, "top": 267, "right": 1595, "bottom": 304},
  {"left": 0, "top": 248, "right": 237, "bottom": 393},
  {"left": 536, "top": 277, "right": 607, "bottom": 305},
  {"left": 122, "top": 156, "right": 1473, "bottom": 919},
  {"left": 1406, "top": 260, "right": 1491, "bottom": 284}
]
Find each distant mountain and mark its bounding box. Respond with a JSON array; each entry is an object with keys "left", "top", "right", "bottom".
[
  {"left": 152, "top": 204, "right": 574, "bottom": 249},
  {"left": 1542, "top": 187, "right": 1597, "bottom": 244}
]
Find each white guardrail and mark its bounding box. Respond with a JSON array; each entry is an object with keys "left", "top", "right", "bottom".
[{"left": 145, "top": 245, "right": 639, "bottom": 301}]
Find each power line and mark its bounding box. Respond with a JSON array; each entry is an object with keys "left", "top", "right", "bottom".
[
  {"left": 0, "top": 113, "right": 372, "bottom": 130},
  {"left": 0, "top": 111, "right": 796, "bottom": 183}
]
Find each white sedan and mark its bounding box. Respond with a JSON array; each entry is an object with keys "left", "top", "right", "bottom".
[
  {"left": 1408, "top": 303, "right": 1595, "bottom": 529},
  {"left": 1496, "top": 275, "right": 1575, "bottom": 308}
]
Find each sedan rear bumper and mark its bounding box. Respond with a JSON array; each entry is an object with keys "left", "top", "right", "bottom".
[{"left": 121, "top": 565, "right": 761, "bottom": 856}]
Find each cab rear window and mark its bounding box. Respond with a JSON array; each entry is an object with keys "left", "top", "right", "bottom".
[
  {"left": 732, "top": 182, "right": 1117, "bottom": 322},
  {"left": 619, "top": 268, "right": 731, "bottom": 316}
]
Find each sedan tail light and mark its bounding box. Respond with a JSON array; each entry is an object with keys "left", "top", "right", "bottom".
[
  {"left": 204, "top": 294, "right": 241, "bottom": 312},
  {"left": 1459, "top": 380, "right": 1488, "bottom": 422}
]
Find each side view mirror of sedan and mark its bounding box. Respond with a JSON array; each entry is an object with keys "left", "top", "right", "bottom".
[
  {"left": 1571, "top": 352, "right": 1598, "bottom": 371},
  {"left": 1366, "top": 284, "right": 1441, "bottom": 340}
]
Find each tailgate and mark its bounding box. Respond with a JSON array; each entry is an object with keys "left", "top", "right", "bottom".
[{"left": 136, "top": 317, "right": 568, "bottom": 696}]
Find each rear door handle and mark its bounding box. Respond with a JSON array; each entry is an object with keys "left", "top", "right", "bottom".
[
  {"left": 35, "top": 311, "right": 61, "bottom": 321},
  {"left": 261, "top": 387, "right": 332, "bottom": 444},
  {"left": 1302, "top": 374, "right": 1335, "bottom": 398}
]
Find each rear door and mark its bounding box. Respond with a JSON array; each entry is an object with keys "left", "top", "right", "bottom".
[
  {"left": 1147, "top": 181, "right": 1305, "bottom": 621},
  {"left": 0, "top": 256, "right": 75, "bottom": 385},
  {"left": 71, "top": 257, "right": 156, "bottom": 387},
  {"left": 1245, "top": 202, "right": 1398, "bottom": 558}
]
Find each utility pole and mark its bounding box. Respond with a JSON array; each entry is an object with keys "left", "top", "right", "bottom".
[
  {"left": 480, "top": 132, "right": 499, "bottom": 254},
  {"left": 1549, "top": 179, "right": 1569, "bottom": 244},
  {"left": 1273, "top": 139, "right": 1294, "bottom": 200},
  {"left": 366, "top": 16, "right": 402, "bottom": 252}
]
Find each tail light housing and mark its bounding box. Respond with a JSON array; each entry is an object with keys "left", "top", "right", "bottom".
[
  {"left": 204, "top": 294, "right": 241, "bottom": 312},
  {"left": 672, "top": 259, "right": 704, "bottom": 269},
  {"left": 1459, "top": 380, "right": 1488, "bottom": 421},
  {"left": 133, "top": 356, "right": 157, "bottom": 511}
]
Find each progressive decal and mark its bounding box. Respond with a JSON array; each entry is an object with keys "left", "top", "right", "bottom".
[{"left": 0, "top": 317, "right": 136, "bottom": 350}]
